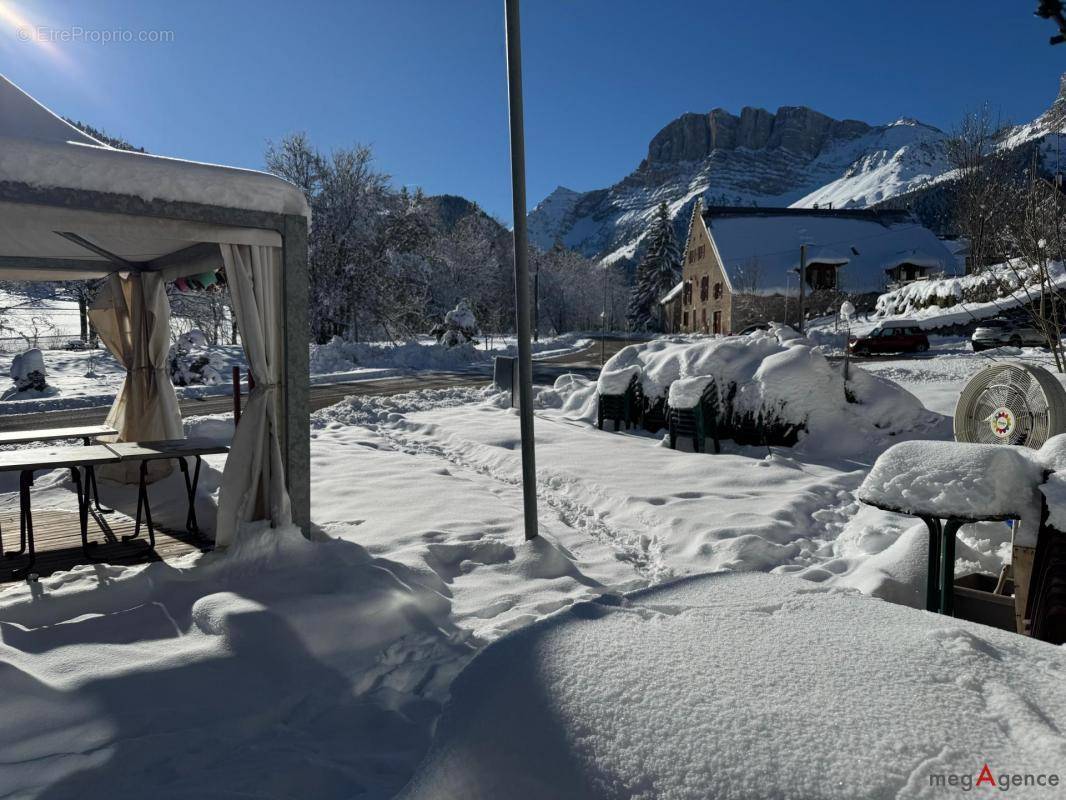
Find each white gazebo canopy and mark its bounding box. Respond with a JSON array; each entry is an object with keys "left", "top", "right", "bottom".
[{"left": 0, "top": 73, "right": 312, "bottom": 541}]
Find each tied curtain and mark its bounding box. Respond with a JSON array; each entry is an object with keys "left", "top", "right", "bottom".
[
  {"left": 215, "top": 244, "right": 292, "bottom": 546},
  {"left": 88, "top": 272, "right": 183, "bottom": 483}
]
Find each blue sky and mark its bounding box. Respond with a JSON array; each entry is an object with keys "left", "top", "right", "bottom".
[{"left": 1, "top": 0, "right": 1065, "bottom": 223}]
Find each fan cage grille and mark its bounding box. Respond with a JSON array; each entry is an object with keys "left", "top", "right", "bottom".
[{"left": 954, "top": 362, "right": 1066, "bottom": 448}]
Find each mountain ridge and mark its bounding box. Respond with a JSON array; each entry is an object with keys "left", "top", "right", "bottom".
[{"left": 529, "top": 78, "right": 1066, "bottom": 267}]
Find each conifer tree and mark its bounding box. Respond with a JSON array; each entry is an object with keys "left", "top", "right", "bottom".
[{"left": 627, "top": 202, "right": 682, "bottom": 329}]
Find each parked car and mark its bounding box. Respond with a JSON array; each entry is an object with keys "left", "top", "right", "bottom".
[
  {"left": 848, "top": 322, "right": 929, "bottom": 355},
  {"left": 737, "top": 323, "right": 770, "bottom": 336},
  {"left": 971, "top": 318, "right": 1048, "bottom": 351}
]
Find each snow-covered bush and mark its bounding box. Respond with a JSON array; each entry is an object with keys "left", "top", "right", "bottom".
[
  {"left": 169, "top": 329, "right": 225, "bottom": 386},
  {"left": 585, "top": 325, "right": 934, "bottom": 454},
  {"left": 8, "top": 348, "right": 47, "bottom": 393},
  {"left": 433, "top": 300, "right": 479, "bottom": 348},
  {"left": 874, "top": 261, "right": 1066, "bottom": 318}
]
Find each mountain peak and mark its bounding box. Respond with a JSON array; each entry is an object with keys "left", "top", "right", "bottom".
[{"left": 645, "top": 105, "right": 871, "bottom": 165}]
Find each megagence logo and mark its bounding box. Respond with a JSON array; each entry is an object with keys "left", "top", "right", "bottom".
[{"left": 929, "top": 763, "right": 1060, "bottom": 792}]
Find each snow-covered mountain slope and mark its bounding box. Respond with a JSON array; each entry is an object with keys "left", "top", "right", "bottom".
[{"left": 530, "top": 76, "right": 1066, "bottom": 266}]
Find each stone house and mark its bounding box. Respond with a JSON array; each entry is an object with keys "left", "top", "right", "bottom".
[
  {"left": 658, "top": 280, "right": 683, "bottom": 333},
  {"left": 678, "top": 202, "right": 953, "bottom": 334}
]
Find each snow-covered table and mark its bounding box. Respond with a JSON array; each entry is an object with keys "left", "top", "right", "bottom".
[{"left": 857, "top": 441, "right": 1045, "bottom": 616}]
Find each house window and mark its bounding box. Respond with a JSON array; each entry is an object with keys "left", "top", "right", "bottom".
[
  {"left": 683, "top": 280, "right": 692, "bottom": 304},
  {"left": 806, "top": 263, "right": 838, "bottom": 291},
  {"left": 700, "top": 308, "right": 707, "bottom": 330},
  {"left": 699, "top": 276, "right": 709, "bottom": 301},
  {"left": 682, "top": 311, "right": 689, "bottom": 329},
  {"left": 713, "top": 282, "right": 722, "bottom": 300},
  {"left": 712, "top": 310, "right": 722, "bottom": 335},
  {"left": 697, "top": 244, "right": 706, "bottom": 261},
  {"left": 688, "top": 249, "right": 696, "bottom": 264}
]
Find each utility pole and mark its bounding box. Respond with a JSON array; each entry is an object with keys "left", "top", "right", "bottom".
[
  {"left": 504, "top": 0, "right": 539, "bottom": 541},
  {"left": 783, "top": 273, "right": 791, "bottom": 327},
  {"left": 601, "top": 262, "right": 608, "bottom": 364},
  {"left": 533, "top": 265, "right": 540, "bottom": 342},
  {"left": 797, "top": 243, "right": 807, "bottom": 335}
]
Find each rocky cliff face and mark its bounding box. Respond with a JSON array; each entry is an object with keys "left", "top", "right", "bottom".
[
  {"left": 528, "top": 78, "right": 1066, "bottom": 266},
  {"left": 645, "top": 106, "right": 870, "bottom": 164}
]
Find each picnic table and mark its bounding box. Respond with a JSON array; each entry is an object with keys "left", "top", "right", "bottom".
[
  {"left": 105, "top": 438, "right": 229, "bottom": 545},
  {"left": 0, "top": 424, "right": 117, "bottom": 447},
  {"left": 0, "top": 437, "right": 228, "bottom": 579},
  {"left": 0, "top": 425, "right": 118, "bottom": 513},
  {"left": 0, "top": 445, "right": 120, "bottom": 579}
]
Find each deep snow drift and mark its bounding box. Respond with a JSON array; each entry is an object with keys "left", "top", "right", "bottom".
[{"left": 401, "top": 573, "right": 1066, "bottom": 800}]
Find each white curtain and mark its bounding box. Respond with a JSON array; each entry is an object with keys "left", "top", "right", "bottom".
[
  {"left": 215, "top": 244, "right": 292, "bottom": 546},
  {"left": 88, "top": 272, "right": 183, "bottom": 483}
]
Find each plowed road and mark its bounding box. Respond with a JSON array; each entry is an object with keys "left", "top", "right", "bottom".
[{"left": 0, "top": 337, "right": 634, "bottom": 434}]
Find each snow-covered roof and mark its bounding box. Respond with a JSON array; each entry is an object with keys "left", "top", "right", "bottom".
[
  {"left": 659, "top": 281, "right": 683, "bottom": 304},
  {"left": 0, "top": 73, "right": 308, "bottom": 280},
  {"left": 703, "top": 208, "right": 954, "bottom": 295}
]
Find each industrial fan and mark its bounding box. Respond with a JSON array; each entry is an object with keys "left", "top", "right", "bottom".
[
  {"left": 954, "top": 362, "right": 1066, "bottom": 448},
  {"left": 952, "top": 361, "right": 1066, "bottom": 644}
]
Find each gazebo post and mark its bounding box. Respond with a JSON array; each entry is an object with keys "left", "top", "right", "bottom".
[{"left": 281, "top": 214, "right": 311, "bottom": 534}]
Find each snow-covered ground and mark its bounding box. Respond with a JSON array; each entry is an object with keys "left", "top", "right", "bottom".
[
  {"left": 0, "top": 287, "right": 82, "bottom": 342},
  {"left": 403, "top": 573, "right": 1066, "bottom": 800},
  {"left": 1, "top": 331, "right": 1063, "bottom": 798}
]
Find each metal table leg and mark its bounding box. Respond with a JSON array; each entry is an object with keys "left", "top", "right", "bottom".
[
  {"left": 9, "top": 470, "right": 37, "bottom": 580},
  {"left": 78, "top": 437, "right": 112, "bottom": 514},
  {"left": 177, "top": 455, "right": 204, "bottom": 536},
  {"left": 126, "top": 460, "right": 155, "bottom": 548},
  {"left": 940, "top": 519, "right": 963, "bottom": 617},
  {"left": 922, "top": 517, "right": 942, "bottom": 613}
]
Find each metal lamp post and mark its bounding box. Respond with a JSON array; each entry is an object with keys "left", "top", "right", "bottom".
[{"left": 504, "top": 0, "right": 539, "bottom": 540}]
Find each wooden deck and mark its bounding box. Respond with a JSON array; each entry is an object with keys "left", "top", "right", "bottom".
[{"left": 0, "top": 507, "right": 210, "bottom": 586}]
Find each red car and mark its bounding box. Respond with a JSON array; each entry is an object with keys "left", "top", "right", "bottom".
[{"left": 848, "top": 322, "right": 929, "bottom": 355}]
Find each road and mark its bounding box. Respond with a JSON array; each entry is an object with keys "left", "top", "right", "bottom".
[{"left": 0, "top": 336, "right": 633, "bottom": 434}]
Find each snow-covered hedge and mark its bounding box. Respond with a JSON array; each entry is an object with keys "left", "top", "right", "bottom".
[
  {"left": 588, "top": 326, "right": 934, "bottom": 454},
  {"left": 874, "top": 261, "right": 1066, "bottom": 319}
]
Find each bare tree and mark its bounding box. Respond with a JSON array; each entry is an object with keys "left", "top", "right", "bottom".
[
  {"left": 980, "top": 156, "right": 1066, "bottom": 371},
  {"left": 947, "top": 106, "right": 1015, "bottom": 273}
]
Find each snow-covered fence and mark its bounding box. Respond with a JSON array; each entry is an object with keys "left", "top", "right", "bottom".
[{"left": 0, "top": 333, "right": 77, "bottom": 353}]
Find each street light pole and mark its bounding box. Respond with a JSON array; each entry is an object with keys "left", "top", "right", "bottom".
[
  {"left": 533, "top": 265, "right": 540, "bottom": 342},
  {"left": 798, "top": 243, "right": 807, "bottom": 335},
  {"left": 504, "top": 0, "right": 539, "bottom": 540},
  {"left": 601, "top": 262, "right": 608, "bottom": 364}
]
